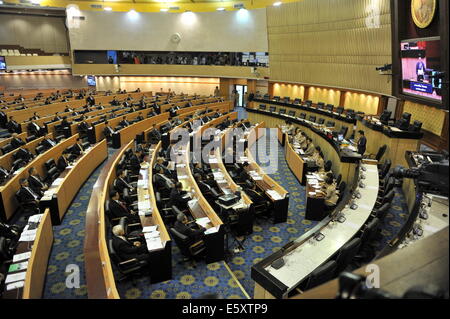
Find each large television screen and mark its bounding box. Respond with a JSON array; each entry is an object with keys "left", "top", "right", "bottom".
[
  {"left": 87, "top": 75, "right": 96, "bottom": 87},
  {"left": 401, "top": 37, "right": 442, "bottom": 103},
  {"left": 0, "top": 56, "right": 6, "bottom": 70}
]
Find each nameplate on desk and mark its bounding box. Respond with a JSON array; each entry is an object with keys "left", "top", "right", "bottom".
[
  {"left": 205, "top": 226, "right": 219, "bottom": 234},
  {"left": 5, "top": 271, "right": 26, "bottom": 284},
  {"left": 13, "top": 251, "right": 31, "bottom": 263},
  {"left": 6, "top": 280, "right": 24, "bottom": 291}
]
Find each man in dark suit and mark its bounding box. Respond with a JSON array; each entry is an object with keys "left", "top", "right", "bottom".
[
  {"left": 27, "top": 120, "right": 43, "bottom": 137},
  {"left": 148, "top": 124, "right": 162, "bottom": 144},
  {"left": 31, "top": 112, "right": 40, "bottom": 121},
  {"left": 174, "top": 213, "right": 205, "bottom": 246},
  {"left": 357, "top": 130, "right": 367, "bottom": 156},
  {"left": 128, "top": 149, "right": 143, "bottom": 174},
  {"left": 138, "top": 97, "right": 146, "bottom": 109},
  {"left": 110, "top": 96, "right": 120, "bottom": 106},
  {"left": 64, "top": 105, "right": 73, "bottom": 112},
  {"left": 57, "top": 152, "right": 70, "bottom": 172},
  {"left": 119, "top": 116, "right": 130, "bottom": 127},
  {"left": 170, "top": 182, "right": 191, "bottom": 209},
  {"left": 152, "top": 103, "right": 161, "bottom": 114},
  {"left": 7, "top": 116, "right": 20, "bottom": 133},
  {"left": 71, "top": 138, "right": 84, "bottom": 156},
  {"left": 103, "top": 121, "right": 114, "bottom": 141},
  {"left": 17, "top": 178, "right": 40, "bottom": 214},
  {"left": 154, "top": 157, "right": 171, "bottom": 175},
  {"left": 112, "top": 224, "right": 149, "bottom": 263},
  {"left": 108, "top": 190, "right": 140, "bottom": 223},
  {"left": 53, "top": 112, "right": 62, "bottom": 122},
  {"left": 135, "top": 112, "right": 144, "bottom": 122},
  {"left": 28, "top": 167, "right": 48, "bottom": 197},
  {"left": 114, "top": 169, "right": 136, "bottom": 195},
  {"left": 61, "top": 116, "right": 72, "bottom": 128},
  {"left": 11, "top": 133, "right": 25, "bottom": 149}
]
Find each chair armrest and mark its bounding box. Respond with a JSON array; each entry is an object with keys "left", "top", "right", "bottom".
[{"left": 119, "top": 258, "right": 139, "bottom": 266}]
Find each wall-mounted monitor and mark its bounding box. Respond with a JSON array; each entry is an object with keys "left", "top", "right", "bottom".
[
  {"left": 400, "top": 37, "right": 442, "bottom": 103},
  {"left": 107, "top": 50, "right": 117, "bottom": 64},
  {"left": 87, "top": 75, "right": 96, "bottom": 87},
  {"left": 0, "top": 56, "right": 6, "bottom": 71}
]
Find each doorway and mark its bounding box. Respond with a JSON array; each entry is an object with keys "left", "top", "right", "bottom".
[{"left": 234, "top": 85, "right": 247, "bottom": 107}]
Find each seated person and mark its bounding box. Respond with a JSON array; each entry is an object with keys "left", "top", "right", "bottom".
[
  {"left": 57, "top": 152, "right": 70, "bottom": 172},
  {"left": 153, "top": 166, "right": 175, "bottom": 190},
  {"left": 315, "top": 153, "right": 325, "bottom": 173},
  {"left": 154, "top": 157, "right": 171, "bottom": 176},
  {"left": 129, "top": 149, "right": 143, "bottom": 174},
  {"left": 31, "top": 112, "right": 40, "bottom": 121},
  {"left": 119, "top": 116, "right": 130, "bottom": 127},
  {"left": 108, "top": 190, "right": 140, "bottom": 223},
  {"left": 135, "top": 112, "right": 144, "bottom": 122},
  {"left": 6, "top": 116, "right": 20, "bottom": 133},
  {"left": 60, "top": 116, "right": 72, "bottom": 128},
  {"left": 53, "top": 112, "right": 62, "bottom": 122},
  {"left": 235, "top": 162, "right": 251, "bottom": 184},
  {"left": 71, "top": 138, "right": 85, "bottom": 156},
  {"left": 148, "top": 124, "right": 162, "bottom": 144},
  {"left": 114, "top": 169, "right": 136, "bottom": 195},
  {"left": 103, "top": 121, "right": 115, "bottom": 140},
  {"left": 281, "top": 120, "right": 295, "bottom": 135},
  {"left": 78, "top": 120, "right": 90, "bottom": 134},
  {"left": 296, "top": 132, "right": 307, "bottom": 149},
  {"left": 27, "top": 120, "right": 44, "bottom": 137},
  {"left": 303, "top": 137, "right": 315, "bottom": 156},
  {"left": 318, "top": 176, "right": 339, "bottom": 210},
  {"left": 138, "top": 97, "right": 146, "bottom": 109},
  {"left": 28, "top": 167, "right": 48, "bottom": 197},
  {"left": 10, "top": 133, "right": 25, "bottom": 149},
  {"left": 64, "top": 105, "right": 73, "bottom": 112},
  {"left": 17, "top": 178, "right": 41, "bottom": 214},
  {"left": 170, "top": 182, "right": 191, "bottom": 210},
  {"left": 112, "top": 224, "right": 149, "bottom": 263},
  {"left": 174, "top": 213, "right": 205, "bottom": 246},
  {"left": 192, "top": 162, "right": 207, "bottom": 178},
  {"left": 15, "top": 147, "right": 34, "bottom": 163}
]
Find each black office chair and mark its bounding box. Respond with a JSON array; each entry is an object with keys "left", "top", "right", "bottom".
[
  {"left": 324, "top": 160, "right": 332, "bottom": 172},
  {"left": 302, "top": 260, "right": 337, "bottom": 291},
  {"left": 379, "top": 110, "right": 391, "bottom": 125},
  {"left": 0, "top": 144, "right": 13, "bottom": 155},
  {"left": 288, "top": 110, "right": 296, "bottom": 117},
  {"left": 107, "top": 238, "right": 149, "bottom": 283},
  {"left": 155, "top": 192, "right": 176, "bottom": 226},
  {"left": 269, "top": 106, "right": 276, "bottom": 112},
  {"left": 305, "top": 100, "right": 312, "bottom": 107},
  {"left": 353, "top": 218, "right": 380, "bottom": 265},
  {"left": 334, "top": 238, "right": 361, "bottom": 276},
  {"left": 0, "top": 236, "right": 15, "bottom": 265},
  {"left": 308, "top": 115, "right": 316, "bottom": 123},
  {"left": 230, "top": 206, "right": 254, "bottom": 237},
  {"left": 409, "top": 120, "right": 422, "bottom": 133},
  {"left": 335, "top": 174, "right": 342, "bottom": 186},
  {"left": 259, "top": 104, "right": 266, "bottom": 110},
  {"left": 378, "top": 159, "right": 391, "bottom": 179},
  {"left": 25, "top": 135, "right": 36, "bottom": 143},
  {"left": 375, "top": 189, "right": 394, "bottom": 210},
  {"left": 336, "top": 106, "right": 344, "bottom": 115},
  {"left": 326, "top": 104, "right": 334, "bottom": 112},
  {"left": 395, "top": 112, "right": 411, "bottom": 130},
  {"left": 317, "top": 102, "right": 325, "bottom": 109},
  {"left": 299, "top": 113, "right": 306, "bottom": 119},
  {"left": 371, "top": 202, "right": 391, "bottom": 223},
  {"left": 339, "top": 126, "right": 348, "bottom": 138},
  {"left": 318, "top": 118, "right": 325, "bottom": 125},
  {"left": 35, "top": 145, "right": 46, "bottom": 155},
  {"left": 169, "top": 228, "right": 205, "bottom": 268},
  {"left": 326, "top": 121, "right": 335, "bottom": 128},
  {"left": 279, "top": 108, "right": 286, "bottom": 115},
  {"left": 365, "top": 144, "right": 387, "bottom": 162},
  {"left": 378, "top": 177, "right": 395, "bottom": 198}
]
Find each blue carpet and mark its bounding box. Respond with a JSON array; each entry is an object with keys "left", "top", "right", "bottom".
[{"left": 41, "top": 148, "right": 114, "bottom": 298}]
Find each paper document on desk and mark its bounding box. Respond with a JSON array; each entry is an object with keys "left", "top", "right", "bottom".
[
  {"left": 5, "top": 271, "right": 26, "bottom": 284},
  {"left": 146, "top": 238, "right": 164, "bottom": 251},
  {"left": 196, "top": 217, "right": 211, "bottom": 228},
  {"left": 52, "top": 178, "right": 64, "bottom": 186},
  {"left": 19, "top": 229, "right": 37, "bottom": 242},
  {"left": 209, "top": 158, "right": 218, "bottom": 164},
  {"left": 144, "top": 231, "right": 160, "bottom": 239},
  {"left": 266, "top": 190, "right": 284, "bottom": 200},
  {"left": 213, "top": 172, "right": 224, "bottom": 179},
  {"left": 176, "top": 163, "right": 186, "bottom": 168},
  {"left": 28, "top": 214, "right": 43, "bottom": 223},
  {"left": 143, "top": 225, "right": 158, "bottom": 233},
  {"left": 308, "top": 191, "right": 317, "bottom": 196},
  {"left": 13, "top": 251, "right": 32, "bottom": 263},
  {"left": 177, "top": 174, "right": 188, "bottom": 180},
  {"left": 205, "top": 226, "right": 219, "bottom": 234},
  {"left": 6, "top": 280, "right": 24, "bottom": 291}
]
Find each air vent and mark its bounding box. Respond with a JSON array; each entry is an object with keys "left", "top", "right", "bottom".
[
  {"left": 90, "top": 4, "right": 102, "bottom": 9},
  {"left": 72, "top": 16, "right": 85, "bottom": 20},
  {"left": 169, "top": 6, "right": 180, "bottom": 10},
  {"left": 233, "top": 3, "right": 244, "bottom": 9}
]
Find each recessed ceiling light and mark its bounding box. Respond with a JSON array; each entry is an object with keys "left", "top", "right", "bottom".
[
  {"left": 160, "top": 8, "right": 169, "bottom": 12},
  {"left": 217, "top": 7, "right": 225, "bottom": 11},
  {"left": 104, "top": 7, "right": 112, "bottom": 11},
  {"left": 273, "top": 2, "right": 282, "bottom": 6}
]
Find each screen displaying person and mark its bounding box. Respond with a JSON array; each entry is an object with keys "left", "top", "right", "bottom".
[{"left": 416, "top": 56, "right": 426, "bottom": 82}]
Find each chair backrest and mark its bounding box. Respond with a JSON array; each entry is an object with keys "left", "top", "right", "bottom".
[
  {"left": 306, "top": 260, "right": 337, "bottom": 290},
  {"left": 107, "top": 238, "right": 121, "bottom": 264},
  {"left": 169, "top": 227, "right": 191, "bottom": 257},
  {"left": 336, "top": 174, "right": 342, "bottom": 186},
  {"left": 338, "top": 181, "right": 346, "bottom": 195},
  {"left": 300, "top": 113, "right": 306, "bottom": 119},
  {"left": 360, "top": 217, "right": 379, "bottom": 245},
  {"left": 324, "top": 160, "right": 332, "bottom": 172},
  {"left": 383, "top": 189, "right": 395, "bottom": 205},
  {"left": 26, "top": 135, "right": 36, "bottom": 143},
  {"left": 409, "top": 120, "right": 422, "bottom": 132},
  {"left": 1, "top": 144, "right": 13, "bottom": 155},
  {"left": 336, "top": 106, "right": 344, "bottom": 114},
  {"left": 380, "top": 159, "right": 391, "bottom": 179},
  {"left": 335, "top": 238, "right": 361, "bottom": 274},
  {"left": 279, "top": 108, "right": 286, "bottom": 114},
  {"left": 376, "top": 145, "right": 387, "bottom": 161},
  {"left": 340, "top": 126, "right": 348, "bottom": 137},
  {"left": 318, "top": 118, "right": 325, "bottom": 125},
  {"left": 375, "top": 202, "right": 391, "bottom": 221},
  {"left": 35, "top": 145, "right": 45, "bottom": 155}
]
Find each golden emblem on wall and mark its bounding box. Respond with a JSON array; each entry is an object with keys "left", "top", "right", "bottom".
[{"left": 411, "top": 0, "right": 436, "bottom": 28}]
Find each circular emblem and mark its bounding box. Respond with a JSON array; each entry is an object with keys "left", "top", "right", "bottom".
[
  {"left": 411, "top": 0, "right": 436, "bottom": 28},
  {"left": 170, "top": 33, "right": 181, "bottom": 44}
]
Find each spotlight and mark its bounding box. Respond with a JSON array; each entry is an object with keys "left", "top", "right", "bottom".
[
  {"left": 104, "top": 7, "right": 112, "bottom": 11},
  {"left": 217, "top": 7, "right": 226, "bottom": 11},
  {"left": 273, "top": 1, "right": 282, "bottom": 6}
]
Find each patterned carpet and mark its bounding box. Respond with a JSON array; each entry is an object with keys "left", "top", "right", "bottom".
[{"left": 5, "top": 104, "right": 410, "bottom": 298}]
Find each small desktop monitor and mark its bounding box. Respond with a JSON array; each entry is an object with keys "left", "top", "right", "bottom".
[
  {"left": 0, "top": 56, "right": 6, "bottom": 71},
  {"left": 338, "top": 134, "right": 344, "bottom": 142}
]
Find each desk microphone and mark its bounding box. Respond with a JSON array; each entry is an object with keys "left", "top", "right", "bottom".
[
  {"left": 359, "top": 182, "right": 365, "bottom": 188},
  {"left": 361, "top": 166, "right": 367, "bottom": 172}
]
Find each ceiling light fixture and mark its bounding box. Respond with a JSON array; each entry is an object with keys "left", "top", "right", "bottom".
[
  {"left": 217, "top": 7, "right": 225, "bottom": 11},
  {"left": 273, "top": 1, "right": 282, "bottom": 6},
  {"left": 104, "top": 7, "right": 112, "bottom": 11}
]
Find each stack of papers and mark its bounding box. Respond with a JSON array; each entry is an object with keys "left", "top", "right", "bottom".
[
  {"left": 5, "top": 271, "right": 26, "bottom": 290},
  {"left": 266, "top": 190, "right": 284, "bottom": 200},
  {"left": 52, "top": 178, "right": 64, "bottom": 186},
  {"left": 145, "top": 237, "right": 164, "bottom": 251},
  {"left": 209, "top": 158, "right": 218, "bottom": 164},
  {"left": 19, "top": 229, "right": 37, "bottom": 242},
  {"left": 138, "top": 200, "right": 152, "bottom": 215},
  {"left": 205, "top": 226, "right": 219, "bottom": 235},
  {"left": 196, "top": 217, "right": 211, "bottom": 228},
  {"left": 142, "top": 225, "right": 158, "bottom": 233},
  {"left": 13, "top": 251, "right": 32, "bottom": 263}
]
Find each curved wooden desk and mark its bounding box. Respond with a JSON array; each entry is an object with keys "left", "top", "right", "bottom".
[
  {"left": 0, "top": 134, "right": 80, "bottom": 221},
  {"left": 40, "top": 139, "right": 108, "bottom": 225},
  {"left": 1, "top": 208, "right": 53, "bottom": 299},
  {"left": 246, "top": 108, "right": 361, "bottom": 185},
  {"left": 252, "top": 160, "right": 379, "bottom": 299}
]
